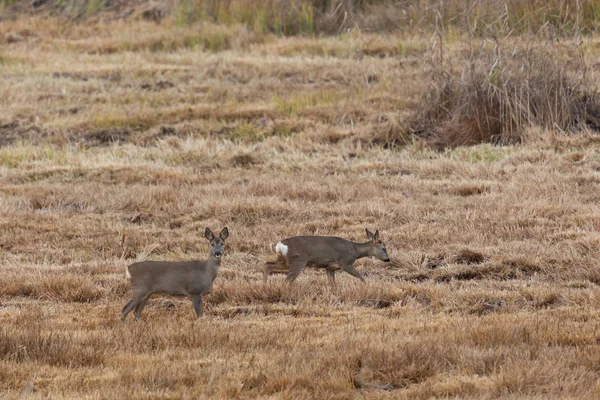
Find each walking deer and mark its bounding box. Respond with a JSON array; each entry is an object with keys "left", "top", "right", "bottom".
[
  {"left": 121, "top": 227, "right": 229, "bottom": 321},
  {"left": 263, "top": 228, "right": 390, "bottom": 288}
]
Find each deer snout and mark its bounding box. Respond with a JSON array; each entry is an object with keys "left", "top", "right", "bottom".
[
  {"left": 214, "top": 251, "right": 222, "bottom": 258},
  {"left": 380, "top": 251, "right": 390, "bottom": 263}
]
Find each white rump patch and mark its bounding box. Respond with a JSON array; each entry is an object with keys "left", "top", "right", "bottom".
[
  {"left": 275, "top": 242, "right": 288, "bottom": 256},
  {"left": 125, "top": 266, "right": 131, "bottom": 279}
]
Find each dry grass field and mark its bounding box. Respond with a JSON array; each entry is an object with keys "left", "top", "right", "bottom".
[{"left": 3, "top": 2, "right": 600, "bottom": 399}]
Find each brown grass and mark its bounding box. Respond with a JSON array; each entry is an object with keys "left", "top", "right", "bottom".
[
  {"left": 6, "top": 0, "right": 600, "bottom": 36},
  {"left": 410, "top": 45, "right": 600, "bottom": 148},
  {"left": 2, "top": 13, "right": 600, "bottom": 400}
]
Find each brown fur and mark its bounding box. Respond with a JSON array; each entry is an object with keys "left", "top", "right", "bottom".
[
  {"left": 263, "top": 229, "right": 390, "bottom": 289},
  {"left": 121, "top": 227, "right": 229, "bottom": 320}
]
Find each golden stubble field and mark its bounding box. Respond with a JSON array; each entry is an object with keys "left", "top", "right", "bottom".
[{"left": 2, "top": 14, "right": 600, "bottom": 400}]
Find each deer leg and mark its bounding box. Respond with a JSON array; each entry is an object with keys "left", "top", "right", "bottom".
[
  {"left": 121, "top": 300, "right": 134, "bottom": 321},
  {"left": 263, "top": 263, "right": 270, "bottom": 283},
  {"left": 341, "top": 263, "right": 366, "bottom": 283},
  {"left": 264, "top": 255, "right": 289, "bottom": 283},
  {"left": 121, "top": 292, "right": 146, "bottom": 321},
  {"left": 326, "top": 269, "right": 337, "bottom": 291},
  {"left": 191, "top": 294, "right": 203, "bottom": 318},
  {"left": 286, "top": 259, "right": 307, "bottom": 284},
  {"left": 263, "top": 261, "right": 282, "bottom": 283},
  {"left": 133, "top": 295, "right": 151, "bottom": 321}
]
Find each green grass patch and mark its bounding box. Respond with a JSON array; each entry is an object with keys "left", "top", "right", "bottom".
[
  {"left": 445, "top": 145, "right": 512, "bottom": 163},
  {"left": 274, "top": 91, "right": 340, "bottom": 117},
  {"left": 86, "top": 0, "right": 105, "bottom": 15},
  {"left": 0, "top": 142, "right": 69, "bottom": 168},
  {"left": 165, "top": 150, "right": 212, "bottom": 167},
  {"left": 89, "top": 113, "right": 158, "bottom": 130},
  {"left": 0, "top": 53, "right": 23, "bottom": 69},
  {"left": 107, "top": 25, "right": 260, "bottom": 54},
  {"left": 174, "top": 0, "right": 315, "bottom": 36}
]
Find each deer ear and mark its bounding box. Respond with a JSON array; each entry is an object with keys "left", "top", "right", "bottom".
[
  {"left": 205, "top": 228, "right": 215, "bottom": 241},
  {"left": 365, "top": 228, "right": 374, "bottom": 241},
  {"left": 374, "top": 230, "right": 380, "bottom": 241},
  {"left": 219, "top": 227, "right": 229, "bottom": 241}
]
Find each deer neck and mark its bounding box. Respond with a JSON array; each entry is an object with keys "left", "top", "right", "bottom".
[
  {"left": 353, "top": 241, "right": 374, "bottom": 260},
  {"left": 206, "top": 256, "right": 221, "bottom": 276}
]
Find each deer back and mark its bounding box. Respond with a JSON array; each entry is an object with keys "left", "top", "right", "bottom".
[
  {"left": 128, "top": 260, "right": 215, "bottom": 295},
  {"left": 281, "top": 236, "right": 357, "bottom": 264}
]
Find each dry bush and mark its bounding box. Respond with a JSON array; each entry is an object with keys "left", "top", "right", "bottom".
[
  {"left": 410, "top": 47, "right": 600, "bottom": 148},
  {"left": 359, "top": 0, "right": 600, "bottom": 36},
  {"left": 451, "top": 249, "right": 487, "bottom": 264},
  {"left": 449, "top": 183, "right": 491, "bottom": 197},
  {"left": 7, "top": 0, "right": 600, "bottom": 37},
  {"left": 366, "top": 113, "right": 412, "bottom": 148},
  {"left": 228, "top": 152, "right": 261, "bottom": 167}
]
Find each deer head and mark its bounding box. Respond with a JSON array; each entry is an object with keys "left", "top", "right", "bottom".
[
  {"left": 205, "top": 227, "right": 229, "bottom": 259},
  {"left": 366, "top": 228, "right": 390, "bottom": 262}
]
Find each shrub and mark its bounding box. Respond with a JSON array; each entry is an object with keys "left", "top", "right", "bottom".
[{"left": 409, "top": 46, "right": 600, "bottom": 148}]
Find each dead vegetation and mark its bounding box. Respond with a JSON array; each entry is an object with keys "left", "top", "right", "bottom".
[
  {"left": 410, "top": 46, "right": 600, "bottom": 148},
  {"left": 2, "top": 6, "right": 600, "bottom": 399},
  {"left": 6, "top": 0, "right": 600, "bottom": 37}
]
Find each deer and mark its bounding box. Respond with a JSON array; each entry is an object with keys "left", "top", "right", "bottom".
[
  {"left": 121, "top": 227, "right": 229, "bottom": 321},
  {"left": 263, "top": 228, "right": 390, "bottom": 289}
]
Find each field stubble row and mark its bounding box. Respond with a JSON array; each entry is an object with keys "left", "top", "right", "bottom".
[{"left": 2, "top": 14, "right": 600, "bottom": 400}]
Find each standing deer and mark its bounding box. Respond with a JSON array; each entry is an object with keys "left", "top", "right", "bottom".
[
  {"left": 121, "top": 227, "right": 229, "bottom": 321},
  {"left": 263, "top": 228, "right": 390, "bottom": 289}
]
